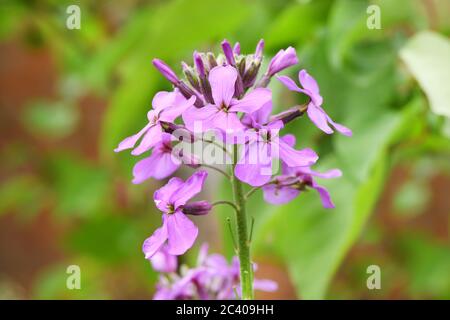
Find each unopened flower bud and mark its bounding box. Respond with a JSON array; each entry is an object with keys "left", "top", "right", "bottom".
[
  {"left": 254, "top": 39, "right": 264, "bottom": 62},
  {"left": 268, "top": 104, "right": 307, "bottom": 125},
  {"left": 182, "top": 61, "right": 200, "bottom": 92},
  {"left": 152, "top": 58, "right": 179, "bottom": 85},
  {"left": 267, "top": 46, "right": 298, "bottom": 77},
  {"left": 182, "top": 201, "right": 212, "bottom": 216},
  {"left": 221, "top": 39, "right": 236, "bottom": 66},
  {"left": 207, "top": 52, "right": 218, "bottom": 70},
  {"left": 233, "top": 42, "right": 241, "bottom": 55},
  {"left": 242, "top": 61, "right": 260, "bottom": 88},
  {"left": 193, "top": 51, "right": 205, "bottom": 77}
]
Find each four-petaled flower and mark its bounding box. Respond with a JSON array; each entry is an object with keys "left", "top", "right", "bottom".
[
  {"left": 277, "top": 70, "right": 352, "bottom": 136},
  {"left": 142, "top": 171, "right": 209, "bottom": 258},
  {"left": 183, "top": 65, "right": 271, "bottom": 132}
]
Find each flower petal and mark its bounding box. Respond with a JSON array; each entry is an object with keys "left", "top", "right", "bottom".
[
  {"left": 182, "top": 104, "right": 219, "bottom": 132},
  {"left": 277, "top": 139, "right": 318, "bottom": 167},
  {"left": 160, "top": 95, "right": 196, "bottom": 123},
  {"left": 171, "top": 170, "right": 208, "bottom": 209},
  {"left": 114, "top": 123, "right": 152, "bottom": 153},
  {"left": 234, "top": 141, "right": 273, "bottom": 186},
  {"left": 326, "top": 114, "right": 353, "bottom": 137},
  {"left": 131, "top": 124, "right": 163, "bottom": 155},
  {"left": 166, "top": 210, "right": 198, "bottom": 256},
  {"left": 306, "top": 104, "right": 333, "bottom": 135},
  {"left": 312, "top": 182, "right": 335, "bottom": 209},
  {"left": 229, "top": 88, "right": 272, "bottom": 114},
  {"left": 142, "top": 220, "right": 168, "bottom": 259},
  {"left": 209, "top": 65, "right": 237, "bottom": 106},
  {"left": 298, "top": 69, "right": 319, "bottom": 94},
  {"left": 132, "top": 151, "right": 181, "bottom": 184},
  {"left": 154, "top": 177, "right": 184, "bottom": 212},
  {"left": 262, "top": 184, "right": 300, "bottom": 205},
  {"left": 276, "top": 75, "right": 302, "bottom": 92}
]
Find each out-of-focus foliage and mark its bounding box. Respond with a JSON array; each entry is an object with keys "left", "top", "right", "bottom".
[{"left": 0, "top": 0, "right": 448, "bottom": 300}]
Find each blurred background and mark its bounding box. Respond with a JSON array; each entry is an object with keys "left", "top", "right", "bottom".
[{"left": 0, "top": 0, "right": 449, "bottom": 299}]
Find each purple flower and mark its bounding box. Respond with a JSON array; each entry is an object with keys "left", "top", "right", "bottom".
[
  {"left": 262, "top": 134, "right": 342, "bottom": 208},
  {"left": 115, "top": 90, "right": 196, "bottom": 155},
  {"left": 221, "top": 39, "right": 236, "bottom": 66},
  {"left": 277, "top": 70, "right": 352, "bottom": 136},
  {"left": 131, "top": 133, "right": 180, "bottom": 183},
  {"left": 153, "top": 243, "right": 277, "bottom": 300},
  {"left": 235, "top": 105, "right": 318, "bottom": 187},
  {"left": 149, "top": 244, "right": 178, "bottom": 273},
  {"left": 142, "top": 171, "right": 208, "bottom": 258},
  {"left": 182, "top": 65, "right": 271, "bottom": 132},
  {"left": 267, "top": 46, "right": 298, "bottom": 76}
]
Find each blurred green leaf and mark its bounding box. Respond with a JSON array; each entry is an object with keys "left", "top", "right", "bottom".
[
  {"left": 48, "top": 155, "right": 110, "bottom": 217},
  {"left": 23, "top": 101, "right": 79, "bottom": 139},
  {"left": 400, "top": 31, "right": 450, "bottom": 118}
]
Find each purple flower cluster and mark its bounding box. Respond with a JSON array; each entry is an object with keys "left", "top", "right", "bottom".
[
  {"left": 151, "top": 244, "right": 277, "bottom": 300},
  {"left": 114, "top": 39, "right": 352, "bottom": 299}
]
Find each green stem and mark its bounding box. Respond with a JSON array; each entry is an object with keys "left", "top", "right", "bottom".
[{"left": 231, "top": 144, "right": 254, "bottom": 300}]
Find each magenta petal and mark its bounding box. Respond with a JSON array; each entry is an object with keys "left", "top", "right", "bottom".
[
  {"left": 114, "top": 123, "right": 151, "bottom": 153},
  {"left": 171, "top": 170, "right": 208, "bottom": 208},
  {"left": 209, "top": 65, "right": 237, "bottom": 107},
  {"left": 142, "top": 220, "right": 168, "bottom": 259},
  {"left": 245, "top": 101, "right": 273, "bottom": 126},
  {"left": 276, "top": 75, "right": 302, "bottom": 92},
  {"left": 307, "top": 104, "right": 333, "bottom": 135},
  {"left": 262, "top": 184, "right": 299, "bottom": 205},
  {"left": 131, "top": 124, "right": 163, "bottom": 156},
  {"left": 277, "top": 139, "right": 318, "bottom": 167},
  {"left": 230, "top": 88, "right": 272, "bottom": 114},
  {"left": 154, "top": 177, "right": 184, "bottom": 212},
  {"left": 132, "top": 151, "right": 181, "bottom": 184},
  {"left": 312, "top": 183, "right": 335, "bottom": 209},
  {"left": 166, "top": 210, "right": 198, "bottom": 256}
]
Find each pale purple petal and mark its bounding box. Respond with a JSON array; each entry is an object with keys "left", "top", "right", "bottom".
[
  {"left": 276, "top": 75, "right": 302, "bottom": 92},
  {"left": 209, "top": 66, "right": 237, "bottom": 106},
  {"left": 277, "top": 139, "right": 318, "bottom": 167},
  {"left": 280, "top": 134, "right": 296, "bottom": 147},
  {"left": 229, "top": 88, "right": 272, "bottom": 114},
  {"left": 132, "top": 151, "right": 181, "bottom": 184},
  {"left": 131, "top": 124, "right": 163, "bottom": 156},
  {"left": 212, "top": 111, "right": 245, "bottom": 132},
  {"left": 312, "top": 182, "right": 335, "bottom": 209},
  {"left": 298, "top": 69, "right": 319, "bottom": 95},
  {"left": 154, "top": 177, "right": 184, "bottom": 212},
  {"left": 142, "top": 220, "right": 168, "bottom": 259},
  {"left": 159, "top": 95, "right": 196, "bottom": 123},
  {"left": 301, "top": 167, "right": 342, "bottom": 179},
  {"left": 150, "top": 245, "right": 178, "bottom": 273},
  {"left": 166, "top": 210, "right": 198, "bottom": 256},
  {"left": 114, "top": 123, "right": 152, "bottom": 153},
  {"left": 326, "top": 114, "right": 353, "bottom": 137},
  {"left": 235, "top": 142, "right": 273, "bottom": 187},
  {"left": 307, "top": 104, "right": 333, "bottom": 135},
  {"left": 170, "top": 170, "right": 208, "bottom": 209},
  {"left": 182, "top": 104, "right": 219, "bottom": 132},
  {"left": 262, "top": 183, "right": 300, "bottom": 205}
]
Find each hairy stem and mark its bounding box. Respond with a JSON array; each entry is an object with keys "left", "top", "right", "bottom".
[{"left": 231, "top": 144, "right": 254, "bottom": 300}]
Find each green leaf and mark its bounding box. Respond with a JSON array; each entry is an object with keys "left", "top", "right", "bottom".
[{"left": 400, "top": 31, "right": 450, "bottom": 118}]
